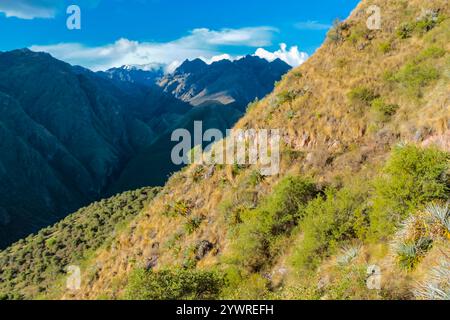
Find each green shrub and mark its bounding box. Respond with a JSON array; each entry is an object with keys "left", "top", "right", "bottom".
[
  {"left": 371, "top": 98, "right": 399, "bottom": 121},
  {"left": 163, "top": 200, "right": 192, "bottom": 217},
  {"left": 327, "top": 19, "right": 348, "bottom": 43},
  {"left": 221, "top": 271, "right": 270, "bottom": 299},
  {"left": 397, "top": 12, "right": 440, "bottom": 39},
  {"left": 416, "top": 15, "right": 438, "bottom": 34},
  {"left": 370, "top": 145, "right": 449, "bottom": 239},
  {"left": 348, "top": 25, "right": 369, "bottom": 45},
  {"left": 378, "top": 41, "right": 392, "bottom": 54},
  {"left": 290, "top": 186, "right": 368, "bottom": 270},
  {"left": 385, "top": 62, "right": 439, "bottom": 97},
  {"left": 416, "top": 46, "right": 446, "bottom": 61},
  {"left": 184, "top": 216, "right": 205, "bottom": 234},
  {"left": 397, "top": 22, "right": 415, "bottom": 39},
  {"left": 347, "top": 86, "right": 379, "bottom": 106},
  {"left": 227, "top": 176, "right": 317, "bottom": 271},
  {"left": 124, "top": 268, "right": 225, "bottom": 300},
  {"left": 277, "top": 90, "right": 296, "bottom": 105}
]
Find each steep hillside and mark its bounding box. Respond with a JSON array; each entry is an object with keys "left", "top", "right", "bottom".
[
  {"left": 1, "top": 0, "right": 449, "bottom": 300},
  {"left": 0, "top": 187, "right": 160, "bottom": 300}
]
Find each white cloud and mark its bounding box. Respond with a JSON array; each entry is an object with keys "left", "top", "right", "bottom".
[
  {"left": 0, "top": 0, "right": 100, "bottom": 19},
  {"left": 294, "top": 20, "right": 332, "bottom": 31},
  {"left": 0, "top": 0, "right": 58, "bottom": 19},
  {"left": 254, "top": 43, "right": 308, "bottom": 67},
  {"left": 30, "top": 27, "right": 278, "bottom": 71},
  {"left": 199, "top": 54, "right": 240, "bottom": 65},
  {"left": 193, "top": 27, "right": 276, "bottom": 47}
]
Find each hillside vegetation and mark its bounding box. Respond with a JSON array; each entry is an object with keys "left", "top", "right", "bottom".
[
  {"left": 0, "top": 187, "right": 160, "bottom": 299},
  {"left": 1, "top": 0, "right": 449, "bottom": 300}
]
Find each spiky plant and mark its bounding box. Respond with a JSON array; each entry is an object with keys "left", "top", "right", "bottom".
[
  {"left": 426, "top": 203, "right": 450, "bottom": 233},
  {"left": 414, "top": 259, "right": 450, "bottom": 300},
  {"left": 394, "top": 237, "right": 433, "bottom": 271},
  {"left": 336, "top": 244, "right": 361, "bottom": 266}
]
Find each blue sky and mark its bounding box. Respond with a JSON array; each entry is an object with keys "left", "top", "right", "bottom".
[{"left": 0, "top": 0, "right": 360, "bottom": 71}]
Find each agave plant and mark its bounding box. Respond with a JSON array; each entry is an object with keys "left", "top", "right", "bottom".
[
  {"left": 394, "top": 237, "right": 433, "bottom": 270},
  {"left": 426, "top": 203, "right": 450, "bottom": 233},
  {"left": 336, "top": 244, "right": 361, "bottom": 266},
  {"left": 414, "top": 259, "right": 450, "bottom": 300}
]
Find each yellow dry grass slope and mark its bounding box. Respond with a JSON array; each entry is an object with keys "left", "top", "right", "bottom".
[{"left": 62, "top": 0, "right": 449, "bottom": 300}]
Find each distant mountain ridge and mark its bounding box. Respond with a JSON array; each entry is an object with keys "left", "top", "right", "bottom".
[
  {"left": 99, "top": 64, "right": 165, "bottom": 87},
  {"left": 104, "top": 56, "right": 292, "bottom": 110},
  {"left": 158, "top": 56, "right": 291, "bottom": 109}
]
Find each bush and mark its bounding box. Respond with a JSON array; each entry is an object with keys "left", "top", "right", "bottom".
[
  {"left": 378, "top": 41, "right": 392, "bottom": 54},
  {"left": 277, "top": 90, "right": 296, "bottom": 105},
  {"left": 397, "top": 11, "right": 440, "bottom": 39},
  {"left": 184, "top": 216, "right": 204, "bottom": 234},
  {"left": 124, "top": 268, "right": 225, "bottom": 300},
  {"left": 221, "top": 271, "right": 270, "bottom": 299},
  {"left": 416, "top": 13, "right": 439, "bottom": 34},
  {"left": 327, "top": 19, "right": 349, "bottom": 43},
  {"left": 227, "top": 176, "right": 317, "bottom": 271},
  {"left": 385, "top": 62, "right": 439, "bottom": 98},
  {"left": 371, "top": 98, "right": 399, "bottom": 121},
  {"left": 163, "top": 200, "right": 192, "bottom": 217},
  {"left": 417, "top": 46, "right": 446, "bottom": 61},
  {"left": 385, "top": 44, "right": 445, "bottom": 98},
  {"left": 370, "top": 145, "right": 449, "bottom": 239},
  {"left": 347, "top": 86, "right": 379, "bottom": 106},
  {"left": 290, "top": 186, "right": 368, "bottom": 270},
  {"left": 397, "top": 22, "right": 415, "bottom": 39}
]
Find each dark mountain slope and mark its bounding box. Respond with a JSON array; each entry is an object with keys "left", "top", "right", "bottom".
[
  {"left": 110, "top": 103, "right": 242, "bottom": 192},
  {"left": 0, "top": 49, "right": 190, "bottom": 248}
]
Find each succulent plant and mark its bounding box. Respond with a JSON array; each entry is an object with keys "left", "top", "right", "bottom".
[
  {"left": 414, "top": 259, "right": 450, "bottom": 300},
  {"left": 336, "top": 244, "right": 361, "bottom": 266},
  {"left": 426, "top": 203, "right": 450, "bottom": 233}
]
